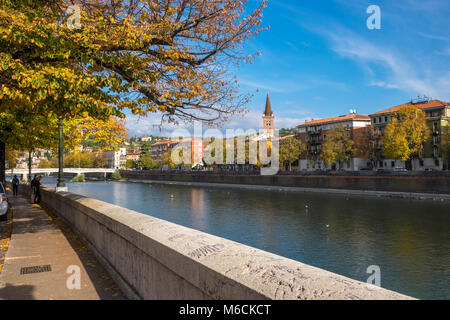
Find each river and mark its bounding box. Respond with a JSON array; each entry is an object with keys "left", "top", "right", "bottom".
[{"left": 38, "top": 177, "right": 450, "bottom": 299}]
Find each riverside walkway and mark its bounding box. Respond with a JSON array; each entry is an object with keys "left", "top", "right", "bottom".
[{"left": 0, "top": 195, "right": 124, "bottom": 300}]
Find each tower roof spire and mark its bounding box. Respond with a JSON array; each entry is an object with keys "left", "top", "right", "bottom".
[{"left": 264, "top": 93, "right": 273, "bottom": 116}]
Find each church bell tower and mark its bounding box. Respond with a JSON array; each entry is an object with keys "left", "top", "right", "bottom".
[{"left": 263, "top": 93, "right": 274, "bottom": 136}]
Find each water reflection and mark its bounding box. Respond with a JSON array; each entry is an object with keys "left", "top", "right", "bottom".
[
  {"left": 190, "top": 188, "right": 206, "bottom": 230},
  {"left": 40, "top": 177, "right": 449, "bottom": 299}
]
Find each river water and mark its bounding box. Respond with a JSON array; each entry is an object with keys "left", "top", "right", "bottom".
[{"left": 39, "top": 177, "right": 449, "bottom": 299}]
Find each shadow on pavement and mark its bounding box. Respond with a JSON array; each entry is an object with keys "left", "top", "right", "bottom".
[{"left": 0, "top": 283, "right": 35, "bottom": 300}]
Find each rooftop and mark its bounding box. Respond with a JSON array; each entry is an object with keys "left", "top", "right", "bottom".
[
  {"left": 151, "top": 140, "right": 177, "bottom": 146},
  {"left": 298, "top": 114, "right": 370, "bottom": 127},
  {"left": 369, "top": 99, "right": 449, "bottom": 116},
  {"left": 264, "top": 93, "right": 273, "bottom": 117},
  {"left": 151, "top": 138, "right": 203, "bottom": 147}
]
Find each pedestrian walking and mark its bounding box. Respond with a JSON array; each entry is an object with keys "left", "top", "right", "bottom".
[
  {"left": 30, "top": 174, "right": 38, "bottom": 203},
  {"left": 12, "top": 175, "right": 19, "bottom": 196},
  {"left": 34, "top": 176, "right": 41, "bottom": 204}
]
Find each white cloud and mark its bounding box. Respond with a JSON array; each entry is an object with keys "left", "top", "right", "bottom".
[
  {"left": 224, "top": 110, "right": 310, "bottom": 130},
  {"left": 125, "top": 113, "right": 188, "bottom": 137},
  {"left": 125, "top": 110, "right": 310, "bottom": 137},
  {"left": 239, "top": 78, "right": 306, "bottom": 93},
  {"left": 369, "top": 81, "right": 399, "bottom": 89},
  {"left": 436, "top": 47, "right": 450, "bottom": 56},
  {"left": 418, "top": 32, "right": 450, "bottom": 42},
  {"left": 307, "top": 24, "right": 449, "bottom": 100}
]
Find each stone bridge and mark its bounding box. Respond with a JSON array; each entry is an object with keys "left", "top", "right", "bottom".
[{"left": 9, "top": 168, "right": 116, "bottom": 180}]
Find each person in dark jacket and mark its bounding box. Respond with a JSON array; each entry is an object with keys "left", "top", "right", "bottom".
[
  {"left": 12, "top": 175, "right": 19, "bottom": 196},
  {"left": 30, "top": 174, "right": 37, "bottom": 189},
  {"left": 33, "top": 176, "right": 41, "bottom": 203}
]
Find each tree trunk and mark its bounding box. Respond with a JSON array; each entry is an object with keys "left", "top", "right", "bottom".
[
  {"left": 28, "top": 151, "right": 32, "bottom": 181},
  {"left": 0, "top": 140, "right": 5, "bottom": 184},
  {"left": 405, "top": 159, "right": 412, "bottom": 171},
  {"left": 57, "top": 116, "right": 66, "bottom": 187}
]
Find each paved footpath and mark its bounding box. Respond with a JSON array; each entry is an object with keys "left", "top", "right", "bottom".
[{"left": 0, "top": 195, "right": 124, "bottom": 300}]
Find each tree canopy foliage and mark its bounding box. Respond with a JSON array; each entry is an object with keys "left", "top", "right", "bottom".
[
  {"left": 321, "top": 126, "right": 354, "bottom": 168},
  {"left": 439, "top": 123, "right": 450, "bottom": 170},
  {"left": 0, "top": 0, "right": 267, "bottom": 182},
  {"left": 279, "top": 136, "right": 304, "bottom": 170},
  {"left": 382, "top": 106, "right": 430, "bottom": 161},
  {"left": 1, "top": 0, "right": 267, "bottom": 123}
]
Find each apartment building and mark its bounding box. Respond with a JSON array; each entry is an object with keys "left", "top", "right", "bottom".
[
  {"left": 150, "top": 138, "right": 205, "bottom": 167},
  {"left": 140, "top": 136, "right": 153, "bottom": 142},
  {"left": 106, "top": 148, "right": 127, "bottom": 169},
  {"left": 295, "top": 113, "right": 371, "bottom": 171},
  {"left": 126, "top": 149, "right": 141, "bottom": 162},
  {"left": 150, "top": 140, "right": 178, "bottom": 159},
  {"left": 369, "top": 98, "right": 450, "bottom": 171},
  {"left": 15, "top": 149, "right": 52, "bottom": 169}
]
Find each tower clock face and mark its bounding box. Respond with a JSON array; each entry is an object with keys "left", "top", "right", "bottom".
[{"left": 266, "top": 121, "right": 271, "bottom": 126}]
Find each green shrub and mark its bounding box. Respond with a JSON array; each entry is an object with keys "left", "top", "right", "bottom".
[
  {"left": 111, "top": 170, "right": 122, "bottom": 181},
  {"left": 71, "top": 173, "right": 85, "bottom": 183}
]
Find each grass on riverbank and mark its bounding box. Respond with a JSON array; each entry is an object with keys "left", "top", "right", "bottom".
[
  {"left": 71, "top": 173, "right": 85, "bottom": 183},
  {"left": 111, "top": 170, "right": 128, "bottom": 182}
]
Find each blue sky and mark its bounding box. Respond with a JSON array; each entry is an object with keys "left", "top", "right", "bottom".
[{"left": 127, "top": 0, "right": 450, "bottom": 136}]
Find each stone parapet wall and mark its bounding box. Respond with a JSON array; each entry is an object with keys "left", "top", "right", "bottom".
[{"left": 14, "top": 185, "right": 413, "bottom": 300}]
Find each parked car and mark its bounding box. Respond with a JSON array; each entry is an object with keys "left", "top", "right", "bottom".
[
  {"left": 424, "top": 168, "right": 434, "bottom": 172},
  {"left": 393, "top": 167, "right": 408, "bottom": 172},
  {"left": 0, "top": 182, "right": 9, "bottom": 221}
]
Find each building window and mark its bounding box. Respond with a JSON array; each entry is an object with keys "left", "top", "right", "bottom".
[
  {"left": 323, "top": 134, "right": 326, "bottom": 140},
  {"left": 379, "top": 117, "right": 381, "bottom": 123},
  {"left": 373, "top": 118, "right": 377, "bottom": 123},
  {"left": 420, "top": 160, "right": 424, "bottom": 167},
  {"left": 435, "top": 159, "right": 440, "bottom": 166},
  {"left": 391, "top": 161, "right": 395, "bottom": 167},
  {"left": 385, "top": 116, "right": 388, "bottom": 122}
]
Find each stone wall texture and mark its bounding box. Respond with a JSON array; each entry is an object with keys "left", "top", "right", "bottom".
[
  {"left": 121, "top": 171, "right": 450, "bottom": 195},
  {"left": 24, "top": 186, "right": 414, "bottom": 300}
]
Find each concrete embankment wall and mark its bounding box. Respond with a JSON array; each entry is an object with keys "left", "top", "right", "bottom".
[
  {"left": 121, "top": 171, "right": 450, "bottom": 195},
  {"left": 48, "top": 172, "right": 112, "bottom": 180},
  {"left": 14, "top": 185, "right": 412, "bottom": 300}
]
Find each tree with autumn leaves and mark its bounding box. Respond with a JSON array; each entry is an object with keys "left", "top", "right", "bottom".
[
  {"left": 441, "top": 124, "right": 450, "bottom": 170},
  {"left": 279, "top": 136, "right": 305, "bottom": 171},
  {"left": 382, "top": 106, "right": 430, "bottom": 164},
  {"left": 321, "top": 126, "right": 354, "bottom": 170},
  {"left": 0, "top": 0, "right": 267, "bottom": 182}
]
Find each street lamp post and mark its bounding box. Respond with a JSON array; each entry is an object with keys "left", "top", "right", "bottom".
[
  {"left": 28, "top": 151, "right": 32, "bottom": 181},
  {"left": 57, "top": 116, "right": 66, "bottom": 188}
]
